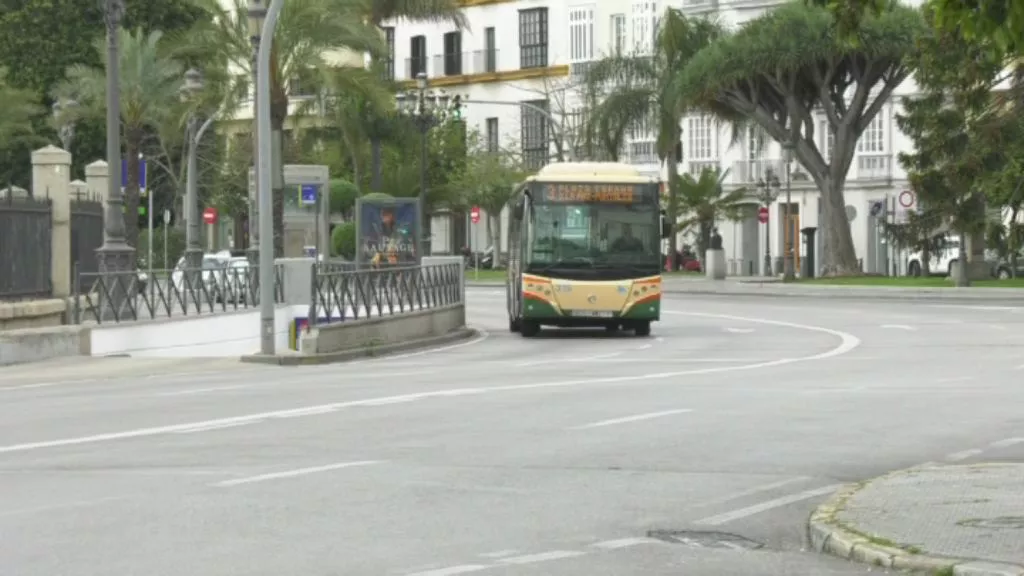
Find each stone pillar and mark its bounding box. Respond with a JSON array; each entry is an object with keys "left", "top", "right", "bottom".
[
  {"left": 85, "top": 161, "right": 108, "bottom": 206},
  {"left": 70, "top": 179, "right": 88, "bottom": 201},
  {"left": 705, "top": 249, "right": 727, "bottom": 280},
  {"left": 32, "top": 145, "right": 72, "bottom": 298}
]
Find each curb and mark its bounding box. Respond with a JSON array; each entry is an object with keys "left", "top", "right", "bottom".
[
  {"left": 240, "top": 327, "right": 478, "bottom": 366},
  {"left": 808, "top": 473, "right": 1024, "bottom": 575},
  {"left": 465, "top": 281, "right": 1024, "bottom": 301}
]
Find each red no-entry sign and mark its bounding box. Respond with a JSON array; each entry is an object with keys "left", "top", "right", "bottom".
[
  {"left": 470, "top": 206, "right": 480, "bottom": 224},
  {"left": 203, "top": 207, "right": 218, "bottom": 225},
  {"left": 758, "top": 206, "right": 769, "bottom": 224}
]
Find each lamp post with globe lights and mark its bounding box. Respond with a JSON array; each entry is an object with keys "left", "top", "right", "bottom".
[
  {"left": 181, "top": 68, "right": 204, "bottom": 271},
  {"left": 52, "top": 98, "right": 77, "bottom": 151},
  {"left": 246, "top": 0, "right": 266, "bottom": 267},
  {"left": 395, "top": 72, "right": 461, "bottom": 259},
  {"left": 757, "top": 169, "right": 781, "bottom": 277},
  {"left": 96, "top": 0, "right": 134, "bottom": 282}
]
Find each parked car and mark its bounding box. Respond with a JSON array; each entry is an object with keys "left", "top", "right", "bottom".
[
  {"left": 992, "top": 249, "right": 1024, "bottom": 279},
  {"left": 215, "top": 257, "right": 251, "bottom": 304},
  {"left": 907, "top": 236, "right": 960, "bottom": 277}
]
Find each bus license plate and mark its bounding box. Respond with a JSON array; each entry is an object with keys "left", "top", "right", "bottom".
[{"left": 570, "top": 310, "right": 613, "bottom": 318}]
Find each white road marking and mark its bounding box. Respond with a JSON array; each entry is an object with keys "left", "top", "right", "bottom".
[
  {"left": 989, "top": 324, "right": 1008, "bottom": 331},
  {"left": 693, "top": 477, "right": 811, "bottom": 508},
  {"left": 693, "top": 484, "right": 843, "bottom": 526},
  {"left": 945, "top": 448, "right": 984, "bottom": 462},
  {"left": 570, "top": 409, "right": 693, "bottom": 430},
  {"left": 989, "top": 437, "right": 1024, "bottom": 448},
  {"left": 590, "top": 537, "right": 660, "bottom": 550},
  {"left": 478, "top": 550, "right": 519, "bottom": 559},
  {"left": 516, "top": 352, "right": 622, "bottom": 367},
  {"left": 0, "top": 378, "right": 102, "bottom": 391},
  {"left": 725, "top": 327, "right": 755, "bottom": 333},
  {"left": 405, "top": 565, "right": 489, "bottom": 576},
  {"left": 173, "top": 421, "right": 253, "bottom": 434},
  {"left": 0, "top": 311, "right": 859, "bottom": 455},
  {"left": 881, "top": 324, "right": 916, "bottom": 330},
  {"left": 158, "top": 385, "right": 250, "bottom": 396},
  {"left": 213, "top": 460, "right": 381, "bottom": 487},
  {"left": 1015, "top": 364, "right": 1024, "bottom": 370},
  {"left": 936, "top": 376, "right": 975, "bottom": 384},
  {"left": 498, "top": 550, "right": 586, "bottom": 564}
]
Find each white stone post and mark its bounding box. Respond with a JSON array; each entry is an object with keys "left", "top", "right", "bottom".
[
  {"left": 85, "top": 160, "right": 109, "bottom": 207},
  {"left": 32, "top": 145, "right": 72, "bottom": 298}
]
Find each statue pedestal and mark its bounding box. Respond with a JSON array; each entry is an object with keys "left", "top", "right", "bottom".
[{"left": 705, "top": 249, "right": 726, "bottom": 280}]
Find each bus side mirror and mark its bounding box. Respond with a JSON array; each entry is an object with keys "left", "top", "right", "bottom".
[
  {"left": 660, "top": 211, "right": 671, "bottom": 239},
  {"left": 513, "top": 198, "right": 524, "bottom": 220}
]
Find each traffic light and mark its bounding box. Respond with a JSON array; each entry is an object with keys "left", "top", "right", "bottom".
[
  {"left": 451, "top": 94, "right": 462, "bottom": 119},
  {"left": 137, "top": 203, "right": 147, "bottom": 229}
]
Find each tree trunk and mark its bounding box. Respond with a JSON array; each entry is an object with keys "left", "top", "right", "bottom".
[
  {"left": 489, "top": 213, "right": 502, "bottom": 265},
  {"left": 124, "top": 135, "right": 143, "bottom": 253},
  {"left": 665, "top": 157, "right": 681, "bottom": 271},
  {"left": 955, "top": 231, "right": 969, "bottom": 287}
]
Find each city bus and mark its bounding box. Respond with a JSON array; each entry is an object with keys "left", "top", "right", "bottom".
[{"left": 506, "top": 162, "right": 669, "bottom": 337}]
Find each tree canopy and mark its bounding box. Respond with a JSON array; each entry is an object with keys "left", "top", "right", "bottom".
[
  {"left": 584, "top": 8, "right": 725, "bottom": 269},
  {"left": 680, "top": 2, "right": 925, "bottom": 275}
]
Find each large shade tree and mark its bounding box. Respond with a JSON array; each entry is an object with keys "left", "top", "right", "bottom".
[
  {"left": 585, "top": 9, "right": 726, "bottom": 270},
  {"left": 681, "top": 3, "right": 924, "bottom": 276},
  {"left": 179, "top": 0, "right": 386, "bottom": 257},
  {"left": 0, "top": 68, "right": 43, "bottom": 185},
  {"left": 54, "top": 29, "right": 186, "bottom": 251},
  {"left": 897, "top": 7, "right": 1009, "bottom": 286}
]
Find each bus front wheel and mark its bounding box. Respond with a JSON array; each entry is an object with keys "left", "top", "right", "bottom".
[
  {"left": 520, "top": 320, "right": 540, "bottom": 337},
  {"left": 634, "top": 321, "right": 651, "bottom": 337}
]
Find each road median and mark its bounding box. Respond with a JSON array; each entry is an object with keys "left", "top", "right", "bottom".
[{"left": 809, "top": 464, "right": 1024, "bottom": 575}]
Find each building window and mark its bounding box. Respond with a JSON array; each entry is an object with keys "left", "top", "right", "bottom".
[
  {"left": 687, "top": 116, "right": 713, "bottom": 160},
  {"left": 382, "top": 27, "right": 395, "bottom": 81},
  {"left": 569, "top": 6, "right": 594, "bottom": 63},
  {"left": 857, "top": 114, "right": 885, "bottom": 153},
  {"left": 819, "top": 120, "right": 835, "bottom": 161},
  {"left": 747, "top": 126, "right": 765, "bottom": 159},
  {"left": 521, "top": 99, "right": 549, "bottom": 169},
  {"left": 610, "top": 14, "right": 627, "bottom": 55},
  {"left": 627, "top": 112, "right": 656, "bottom": 164},
  {"left": 409, "top": 35, "right": 426, "bottom": 78},
  {"left": 443, "top": 31, "right": 462, "bottom": 76},
  {"left": 484, "top": 27, "right": 497, "bottom": 73},
  {"left": 289, "top": 67, "right": 318, "bottom": 98},
  {"left": 486, "top": 118, "right": 499, "bottom": 153},
  {"left": 519, "top": 8, "right": 548, "bottom": 69},
  {"left": 631, "top": 1, "right": 658, "bottom": 54}
]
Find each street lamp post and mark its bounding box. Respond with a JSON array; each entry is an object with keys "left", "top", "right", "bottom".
[
  {"left": 757, "top": 168, "right": 781, "bottom": 277},
  {"left": 781, "top": 143, "right": 796, "bottom": 281},
  {"left": 396, "top": 72, "right": 457, "bottom": 260},
  {"left": 96, "top": 0, "right": 134, "bottom": 281},
  {"left": 255, "top": 0, "right": 282, "bottom": 355},
  {"left": 247, "top": 0, "right": 266, "bottom": 269},
  {"left": 52, "top": 98, "right": 77, "bottom": 151},
  {"left": 182, "top": 68, "right": 204, "bottom": 272}
]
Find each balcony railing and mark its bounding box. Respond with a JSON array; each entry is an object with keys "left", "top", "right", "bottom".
[
  {"left": 732, "top": 158, "right": 786, "bottom": 183},
  {"left": 404, "top": 50, "right": 500, "bottom": 81},
  {"left": 856, "top": 153, "right": 892, "bottom": 180},
  {"left": 686, "top": 160, "right": 720, "bottom": 177}
]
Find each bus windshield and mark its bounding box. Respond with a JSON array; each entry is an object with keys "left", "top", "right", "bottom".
[{"left": 527, "top": 202, "right": 660, "bottom": 271}]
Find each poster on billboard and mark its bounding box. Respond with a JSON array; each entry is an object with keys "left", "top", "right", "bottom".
[{"left": 355, "top": 196, "right": 419, "bottom": 268}]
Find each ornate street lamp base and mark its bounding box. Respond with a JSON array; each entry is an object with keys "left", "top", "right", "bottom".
[{"left": 97, "top": 242, "right": 135, "bottom": 273}]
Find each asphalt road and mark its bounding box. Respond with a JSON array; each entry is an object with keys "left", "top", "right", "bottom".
[{"left": 2, "top": 289, "right": 1024, "bottom": 575}]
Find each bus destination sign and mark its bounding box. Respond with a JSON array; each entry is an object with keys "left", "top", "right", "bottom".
[{"left": 536, "top": 182, "right": 654, "bottom": 204}]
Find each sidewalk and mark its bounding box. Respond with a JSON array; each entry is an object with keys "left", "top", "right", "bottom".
[
  {"left": 465, "top": 276, "right": 1024, "bottom": 301},
  {"left": 809, "top": 464, "right": 1024, "bottom": 575}
]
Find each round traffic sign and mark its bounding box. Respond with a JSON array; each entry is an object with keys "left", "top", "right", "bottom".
[
  {"left": 203, "top": 206, "right": 218, "bottom": 225},
  {"left": 757, "top": 206, "right": 769, "bottom": 224},
  {"left": 898, "top": 190, "right": 915, "bottom": 208},
  {"left": 470, "top": 206, "right": 480, "bottom": 224}
]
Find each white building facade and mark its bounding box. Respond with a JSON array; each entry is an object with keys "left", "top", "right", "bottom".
[{"left": 383, "top": 0, "right": 921, "bottom": 272}]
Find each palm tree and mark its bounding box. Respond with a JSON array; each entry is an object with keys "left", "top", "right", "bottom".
[
  {"left": 675, "top": 167, "right": 747, "bottom": 259},
  {"left": 584, "top": 9, "right": 728, "bottom": 269},
  {"left": 0, "top": 68, "right": 43, "bottom": 186},
  {"left": 177, "top": 0, "right": 387, "bottom": 257},
  {"left": 369, "top": 0, "right": 464, "bottom": 26},
  {"left": 53, "top": 30, "right": 186, "bottom": 251}
]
